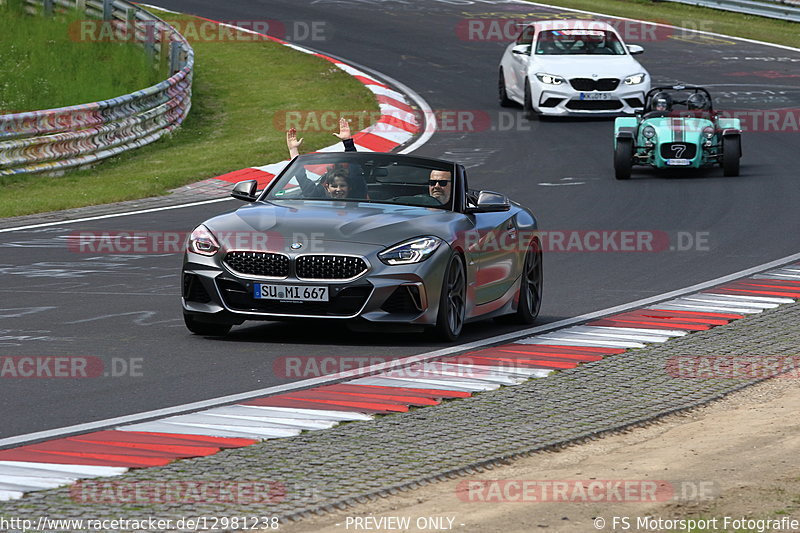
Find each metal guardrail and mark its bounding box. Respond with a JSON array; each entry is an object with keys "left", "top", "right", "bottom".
[
  {"left": 654, "top": 0, "right": 800, "bottom": 23},
  {"left": 0, "top": 0, "right": 194, "bottom": 176}
]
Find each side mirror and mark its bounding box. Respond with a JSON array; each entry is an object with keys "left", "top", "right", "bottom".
[
  {"left": 231, "top": 180, "right": 258, "bottom": 202},
  {"left": 511, "top": 44, "right": 531, "bottom": 56},
  {"left": 468, "top": 191, "right": 511, "bottom": 213},
  {"left": 627, "top": 44, "right": 644, "bottom": 55}
]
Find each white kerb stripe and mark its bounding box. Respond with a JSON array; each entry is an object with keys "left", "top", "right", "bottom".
[
  {"left": 367, "top": 85, "right": 407, "bottom": 100},
  {"left": 0, "top": 461, "right": 127, "bottom": 477},
  {"left": 349, "top": 376, "right": 497, "bottom": 392},
  {"left": 226, "top": 405, "right": 372, "bottom": 421},
  {"left": 0, "top": 490, "right": 24, "bottom": 501},
  {"left": 585, "top": 326, "right": 688, "bottom": 337},
  {"left": 524, "top": 334, "right": 645, "bottom": 349},
  {"left": 0, "top": 476, "right": 75, "bottom": 490},
  {"left": 696, "top": 292, "right": 795, "bottom": 304}
]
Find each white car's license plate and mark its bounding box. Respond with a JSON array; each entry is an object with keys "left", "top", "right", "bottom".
[
  {"left": 579, "top": 92, "right": 611, "bottom": 100},
  {"left": 254, "top": 284, "right": 328, "bottom": 302},
  {"left": 666, "top": 159, "right": 691, "bottom": 166}
]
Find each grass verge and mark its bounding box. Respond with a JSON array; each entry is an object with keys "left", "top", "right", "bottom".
[
  {"left": 0, "top": 7, "right": 377, "bottom": 217},
  {"left": 0, "top": 0, "right": 166, "bottom": 113},
  {"left": 531, "top": 0, "right": 799, "bottom": 49}
]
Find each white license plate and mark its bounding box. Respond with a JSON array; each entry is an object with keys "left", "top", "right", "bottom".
[
  {"left": 579, "top": 92, "right": 611, "bottom": 100},
  {"left": 254, "top": 284, "right": 328, "bottom": 302},
  {"left": 666, "top": 159, "right": 691, "bottom": 166}
]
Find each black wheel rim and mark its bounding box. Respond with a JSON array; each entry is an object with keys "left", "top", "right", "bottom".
[
  {"left": 523, "top": 246, "right": 542, "bottom": 316},
  {"left": 446, "top": 259, "right": 466, "bottom": 335}
]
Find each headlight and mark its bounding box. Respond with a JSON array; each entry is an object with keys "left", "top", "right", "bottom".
[
  {"left": 535, "top": 73, "right": 565, "bottom": 85},
  {"left": 702, "top": 126, "right": 715, "bottom": 139},
  {"left": 379, "top": 236, "right": 442, "bottom": 265},
  {"left": 624, "top": 73, "right": 646, "bottom": 85},
  {"left": 187, "top": 225, "right": 220, "bottom": 256},
  {"left": 642, "top": 125, "right": 656, "bottom": 139}
]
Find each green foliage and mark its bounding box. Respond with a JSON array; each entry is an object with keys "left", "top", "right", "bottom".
[{"left": 0, "top": 4, "right": 165, "bottom": 113}]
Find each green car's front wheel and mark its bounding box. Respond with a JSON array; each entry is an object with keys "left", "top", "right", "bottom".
[
  {"left": 614, "top": 139, "right": 633, "bottom": 180},
  {"left": 723, "top": 136, "right": 741, "bottom": 177}
]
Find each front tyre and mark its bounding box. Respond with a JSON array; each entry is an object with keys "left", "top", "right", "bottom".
[
  {"left": 184, "top": 313, "right": 232, "bottom": 337},
  {"left": 523, "top": 79, "right": 538, "bottom": 121},
  {"left": 498, "top": 68, "right": 513, "bottom": 108},
  {"left": 433, "top": 253, "right": 466, "bottom": 342},
  {"left": 514, "top": 239, "right": 543, "bottom": 323},
  {"left": 722, "top": 136, "right": 741, "bottom": 177},
  {"left": 614, "top": 138, "right": 633, "bottom": 180}
]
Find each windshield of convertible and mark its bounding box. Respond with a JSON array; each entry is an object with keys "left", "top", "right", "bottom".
[
  {"left": 264, "top": 153, "right": 456, "bottom": 209},
  {"left": 535, "top": 29, "right": 626, "bottom": 55}
]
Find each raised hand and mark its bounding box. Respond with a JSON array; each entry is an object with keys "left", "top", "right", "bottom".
[
  {"left": 332, "top": 117, "right": 351, "bottom": 141},
  {"left": 286, "top": 127, "right": 304, "bottom": 158}
]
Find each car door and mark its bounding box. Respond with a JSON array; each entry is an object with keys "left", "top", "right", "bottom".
[
  {"left": 466, "top": 207, "right": 521, "bottom": 307},
  {"left": 508, "top": 24, "right": 535, "bottom": 100}
]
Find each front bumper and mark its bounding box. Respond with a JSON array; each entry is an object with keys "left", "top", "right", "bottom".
[
  {"left": 532, "top": 80, "right": 647, "bottom": 116},
  {"left": 182, "top": 246, "right": 452, "bottom": 326}
]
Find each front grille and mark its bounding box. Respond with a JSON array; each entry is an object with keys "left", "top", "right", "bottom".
[
  {"left": 569, "top": 78, "right": 620, "bottom": 91},
  {"left": 224, "top": 251, "right": 289, "bottom": 278},
  {"left": 296, "top": 255, "right": 368, "bottom": 280},
  {"left": 216, "top": 277, "right": 371, "bottom": 316},
  {"left": 565, "top": 99, "right": 623, "bottom": 111},
  {"left": 183, "top": 273, "right": 211, "bottom": 303},
  {"left": 660, "top": 143, "right": 698, "bottom": 160}
]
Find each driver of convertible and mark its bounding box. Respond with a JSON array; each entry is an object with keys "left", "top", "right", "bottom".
[{"left": 428, "top": 170, "right": 452, "bottom": 204}]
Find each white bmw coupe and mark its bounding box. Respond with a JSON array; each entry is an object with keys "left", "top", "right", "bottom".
[{"left": 499, "top": 20, "right": 651, "bottom": 118}]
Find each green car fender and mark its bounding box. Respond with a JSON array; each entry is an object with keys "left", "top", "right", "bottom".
[{"left": 613, "top": 117, "right": 638, "bottom": 148}]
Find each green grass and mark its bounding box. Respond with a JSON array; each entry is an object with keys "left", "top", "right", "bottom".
[
  {"left": 530, "top": 0, "right": 800, "bottom": 49},
  {"left": 0, "top": 0, "right": 166, "bottom": 112},
  {"left": 0, "top": 7, "right": 377, "bottom": 217}
]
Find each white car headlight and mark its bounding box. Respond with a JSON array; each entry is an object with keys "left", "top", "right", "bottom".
[
  {"left": 535, "top": 73, "right": 565, "bottom": 85},
  {"left": 187, "top": 225, "right": 220, "bottom": 256},
  {"left": 624, "top": 73, "right": 646, "bottom": 85},
  {"left": 379, "top": 236, "right": 442, "bottom": 265},
  {"left": 702, "top": 126, "right": 715, "bottom": 139},
  {"left": 642, "top": 125, "right": 656, "bottom": 139}
]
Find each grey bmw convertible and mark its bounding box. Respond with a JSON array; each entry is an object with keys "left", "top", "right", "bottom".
[{"left": 182, "top": 152, "right": 542, "bottom": 341}]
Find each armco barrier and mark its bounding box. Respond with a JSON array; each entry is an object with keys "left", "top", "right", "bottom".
[
  {"left": 654, "top": 0, "right": 800, "bottom": 22},
  {"left": 0, "top": 0, "right": 193, "bottom": 176}
]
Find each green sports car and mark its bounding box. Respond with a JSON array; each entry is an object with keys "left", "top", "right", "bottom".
[{"left": 613, "top": 86, "right": 742, "bottom": 180}]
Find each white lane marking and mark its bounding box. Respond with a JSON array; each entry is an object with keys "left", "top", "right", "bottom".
[{"left": 0, "top": 197, "right": 233, "bottom": 234}]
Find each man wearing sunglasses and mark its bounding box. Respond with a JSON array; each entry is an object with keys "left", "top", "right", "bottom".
[{"left": 428, "top": 170, "right": 452, "bottom": 204}]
